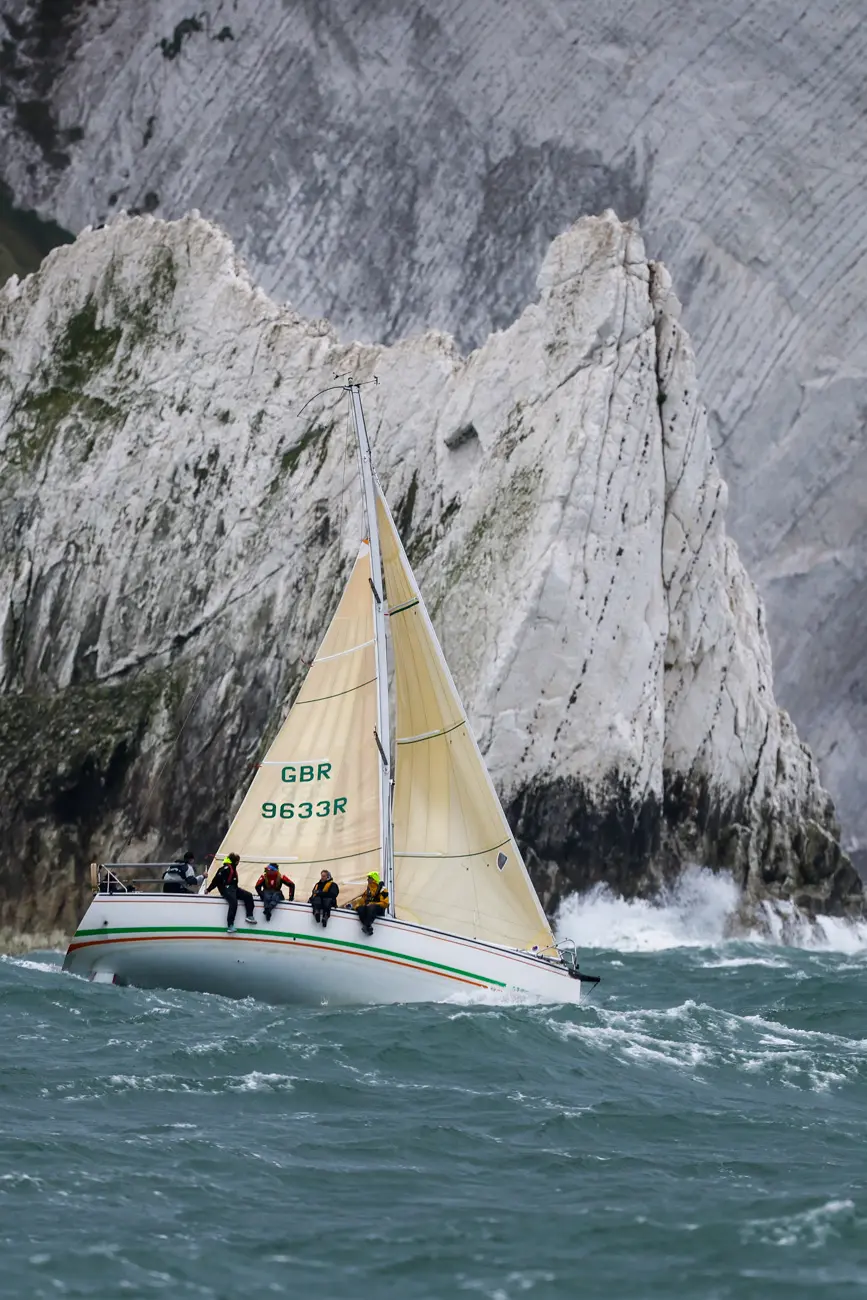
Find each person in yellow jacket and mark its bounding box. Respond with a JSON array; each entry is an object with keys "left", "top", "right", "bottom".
[
  {"left": 349, "top": 871, "right": 389, "bottom": 935},
  {"left": 308, "top": 869, "right": 340, "bottom": 927}
]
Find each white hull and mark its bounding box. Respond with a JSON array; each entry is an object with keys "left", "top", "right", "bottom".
[{"left": 62, "top": 894, "right": 582, "bottom": 1005}]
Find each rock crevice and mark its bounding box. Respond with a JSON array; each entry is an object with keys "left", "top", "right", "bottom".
[{"left": 0, "top": 210, "right": 860, "bottom": 934}]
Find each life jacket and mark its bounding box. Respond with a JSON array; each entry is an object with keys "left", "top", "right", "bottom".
[
  {"left": 364, "top": 881, "right": 388, "bottom": 907},
  {"left": 220, "top": 859, "right": 239, "bottom": 889},
  {"left": 313, "top": 879, "right": 337, "bottom": 897},
  {"left": 259, "top": 867, "right": 292, "bottom": 890}
]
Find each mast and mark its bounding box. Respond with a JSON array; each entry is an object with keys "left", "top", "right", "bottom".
[{"left": 347, "top": 381, "right": 394, "bottom": 912}]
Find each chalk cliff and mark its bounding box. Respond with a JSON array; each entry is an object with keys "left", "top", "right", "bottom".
[
  {"left": 0, "top": 211, "right": 860, "bottom": 937},
  {"left": 1, "top": 0, "right": 865, "bottom": 857}
]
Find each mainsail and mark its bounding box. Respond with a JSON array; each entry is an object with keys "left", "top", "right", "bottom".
[
  {"left": 376, "top": 489, "right": 556, "bottom": 953},
  {"left": 211, "top": 546, "right": 382, "bottom": 898}
]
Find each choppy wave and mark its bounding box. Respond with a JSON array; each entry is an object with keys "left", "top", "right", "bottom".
[
  {"left": 743, "top": 1198, "right": 858, "bottom": 1249},
  {"left": 3, "top": 923, "right": 867, "bottom": 1296},
  {"left": 556, "top": 865, "right": 867, "bottom": 955}
]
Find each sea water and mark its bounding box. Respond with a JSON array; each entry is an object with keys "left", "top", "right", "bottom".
[{"left": 2, "top": 870, "right": 866, "bottom": 1299}]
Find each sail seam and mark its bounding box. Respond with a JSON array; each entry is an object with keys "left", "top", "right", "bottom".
[
  {"left": 377, "top": 488, "right": 555, "bottom": 950},
  {"left": 387, "top": 598, "right": 420, "bottom": 616},
  {"left": 397, "top": 720, "right": 465, "bottom": 745},
  {"left": 395, "top": 838, "right": 511, "bottom": 860},
  {"left": 236, "top": 855, "right": 300, "bottom": 863},
  {"left": 314, "top": 638, "right": 374, "bottom": 663},
  {"left": 276, "top": 847, "right": 380, "bottom": 866},
  {"left": 297, "top": 677, "right": 377, "bottom": 705}
]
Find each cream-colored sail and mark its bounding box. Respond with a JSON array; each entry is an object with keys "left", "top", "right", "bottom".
[
  {"left": 210, "top": 546, "right": 381, "bottom": 899},
  {"left": 376, "top": 491, "right": 556, "bottom": 953}
]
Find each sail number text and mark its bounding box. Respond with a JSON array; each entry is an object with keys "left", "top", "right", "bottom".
[
  {"left": 281, "top": 763, "right": 331, "bottom": 782},
  {"left": 261, "top": 799, "right": 347, "bottom": 819}
]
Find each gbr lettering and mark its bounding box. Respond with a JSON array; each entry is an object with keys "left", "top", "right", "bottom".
[{"left": 281, "top": 763, "right": 331, "bottom": 783}]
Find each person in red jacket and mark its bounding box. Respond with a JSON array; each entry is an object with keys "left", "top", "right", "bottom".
[
  {"left": 206, "top": 853, "right": 257, "bottom": 933},
  {"left": 255, "top": 863, "right": 296, "bottom": 921}
]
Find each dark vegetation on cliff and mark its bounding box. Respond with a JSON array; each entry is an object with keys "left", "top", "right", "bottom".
[{"left": 1, "top": 209, "right": 862, "bottom": 943}]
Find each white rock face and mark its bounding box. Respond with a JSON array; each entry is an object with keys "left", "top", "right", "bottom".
[
  {"left": 0, "top": 212, "right": 860, "bottom": 932},
  {"left": 1, "top": 0, "right": 865, "bottom": 854}
]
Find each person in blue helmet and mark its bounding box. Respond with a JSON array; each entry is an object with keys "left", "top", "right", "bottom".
[{"left": 255, "top": 863, "right": 296, "bottom": 921}]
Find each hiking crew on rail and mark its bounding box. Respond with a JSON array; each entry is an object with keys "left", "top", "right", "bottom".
[
  {"left": 309, "top": 870, "right": 339, "bottom": 927},
  {"left": 206, "top": 853, "right": 257, "bottom": 932},
  {"left": 348, "top": 872, "right": 389, "bottom": 935},
  {"left": 256, "top": 864, "right": 295, "bottom": 921},
  {"left": 204, "top": 856, "right": 389, "bottom": 936}
]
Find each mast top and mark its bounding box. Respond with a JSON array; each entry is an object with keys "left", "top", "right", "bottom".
[{"left": 296, "top": 374, "right": 379, "bottom": 419}]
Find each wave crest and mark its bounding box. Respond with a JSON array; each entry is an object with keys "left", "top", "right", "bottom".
[{"left": 555, "top": 866, "right": 867, "bottom": 954}]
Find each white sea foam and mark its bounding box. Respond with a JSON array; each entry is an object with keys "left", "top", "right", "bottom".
[
  {"left": 229, "top": 1071, "right": 295, "bottom": 1092},
  {"left": 550, "top": 1012, "right": 712, "bottom": 1074},
  {"left": 698, "top": 954, "right": 790, "bottom": 969},
  {"left": 442, "top": 986, "right": 551, "bottom": 1009},
  {"left": 555, "top": 868, "right": 737, "bottom": 951},
  {"left": 556, "top": 866, "right": 867, "bottom": 954},
  {"left": 548, "top": 998, "right": 867, "bottom": 1090},
  {"left": 743, "top": 1198, "right": 856, "bottom": 1249},
  {"left": 753, "top": 900, "right": 867, "bottom": 954},
  {"left": 0, "top": 955, "right": 64, "bottom": 975}
]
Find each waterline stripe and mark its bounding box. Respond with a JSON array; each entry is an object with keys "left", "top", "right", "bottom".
[
  {"left": 83, "top": 898, "right": 569, "bottom": 974},
  {"left": 69, "top": 924, "right": 506, "bottom": 986},
  {"left": 68, "top": 934, "right": 487, "bottom": 988}
]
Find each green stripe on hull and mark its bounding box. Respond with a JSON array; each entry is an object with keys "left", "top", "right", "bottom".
[{"left": 72, "top": 924, "right": 507, "bottom": 987}]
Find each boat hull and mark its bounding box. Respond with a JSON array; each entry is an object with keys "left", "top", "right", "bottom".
[{"left": 62, "top": 894, "right": 581, "bottom": 1005}]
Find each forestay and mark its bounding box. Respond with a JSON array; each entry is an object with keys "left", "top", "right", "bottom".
[
  {"left": 376, "top": 490, "right": 556, "bottom": 953},
  {"left": 210, "top": 546, "right": 381, "bottom": 898}
]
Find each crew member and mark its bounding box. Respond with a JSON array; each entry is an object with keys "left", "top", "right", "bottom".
[
  {"left": 162, "top": 852, "right": 201, "bottom": 894},
  {"left": 206, "top": 852, "right": 257, "bottom": 932},
  {"left": 255, "top": 863, "right": 296, "bottom": 921},
  {"left": 349, "top": 871, "right": 389, "bottom": 935},
  {"left": 309, "top": 869, "right": 339, "bottom": 927}
]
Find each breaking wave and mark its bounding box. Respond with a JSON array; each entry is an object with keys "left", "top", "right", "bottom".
[{"left": 556, "top": 865, "right": 867, "bottom": 954}]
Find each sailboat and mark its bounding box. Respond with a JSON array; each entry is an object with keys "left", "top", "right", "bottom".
[{"left": 63, "top": 382, "right": 597, "bottom": 1004}]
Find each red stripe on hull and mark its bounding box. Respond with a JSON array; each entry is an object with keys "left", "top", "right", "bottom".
[{"left": 66, "top": 932, "right": 488, "bottom": 988}]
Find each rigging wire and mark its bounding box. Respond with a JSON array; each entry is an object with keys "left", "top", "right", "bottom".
[
  {"left": 115, "top": 666, "right": 209, "bottom": 856},
  {"left": 121, "top": 378, "right": 376, "bottom": 852},
  {"left": 338, "top": 392, "right": 352, "bottom": 558},
  {"left": 150, "top": 672, "right": 209, "bottom": 791}
]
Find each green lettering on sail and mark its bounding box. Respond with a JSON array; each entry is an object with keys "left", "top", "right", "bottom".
[
  {"left": 281, "top": 762, "right": 332, "bottom": 783},
  {"left": 261, "top": 798, "right": 348, "bottom": 819}
]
